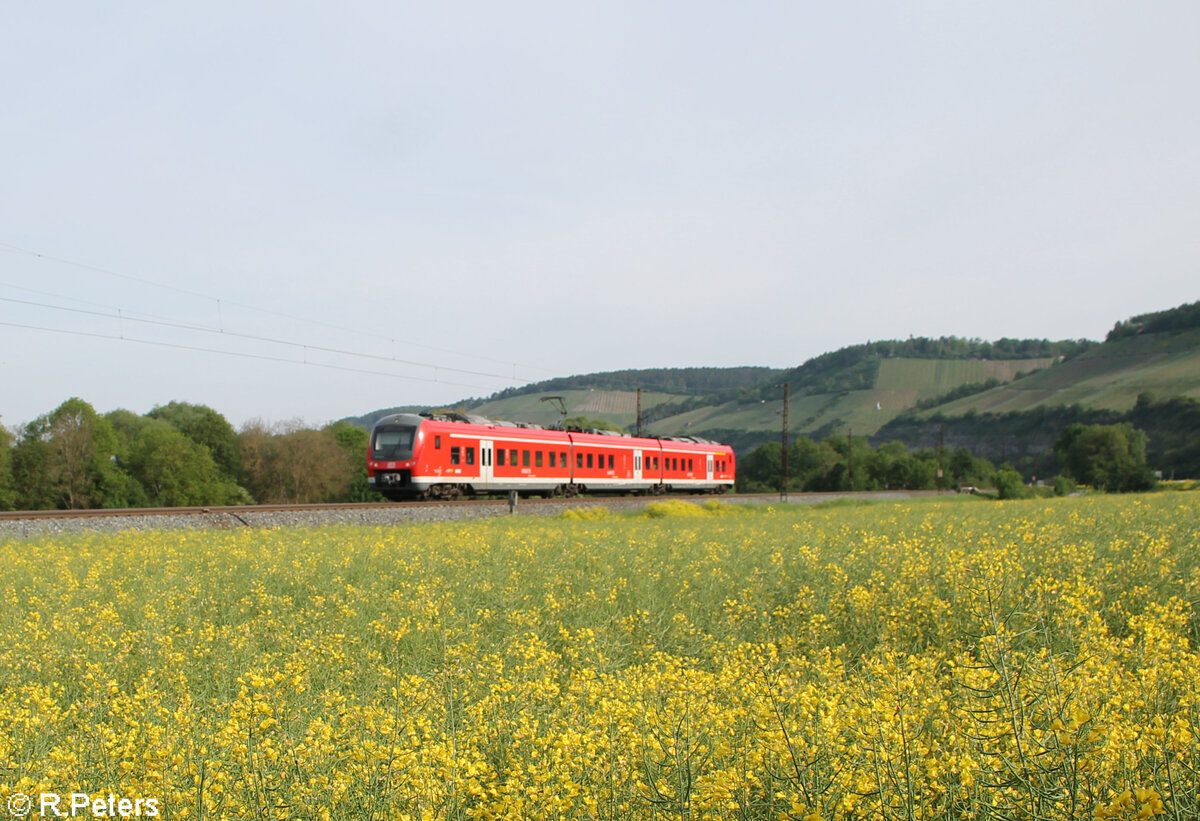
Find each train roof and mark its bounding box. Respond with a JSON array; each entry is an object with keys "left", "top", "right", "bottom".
[{"left": 373, "top": 411, "right": 729, "bottom": 449}]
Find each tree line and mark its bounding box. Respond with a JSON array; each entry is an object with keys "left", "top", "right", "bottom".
[
  {"left": 737, "top": 421, "right": 1159, "bottom": 498},
  {"left": 735, "top": 435, "right": 996, "bottom": 495},
  {"left": 0, "top": 398, "right": 371, "bottom": 511},
  {"left": 1106, "top": 299, "right": 1200, "bottom": 341},
  {"left": 489, "top": 366, "right": 784, "bottom": 401},
  {"left": 878, "top": 394, "right": 1200, "bottom": 481}
]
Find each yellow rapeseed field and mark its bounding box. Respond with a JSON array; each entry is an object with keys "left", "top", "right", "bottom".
[{"left": 2, "top": 494, "right": 1198, "bottom": 820}]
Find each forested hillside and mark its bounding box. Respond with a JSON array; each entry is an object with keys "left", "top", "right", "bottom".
[{"left": 1107, "top": 300, "right": 1200, "bottom": 340}]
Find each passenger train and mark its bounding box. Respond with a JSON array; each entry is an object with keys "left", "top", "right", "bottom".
[{"left": 368, "top": 412, "right": 735, "bottom": 500}]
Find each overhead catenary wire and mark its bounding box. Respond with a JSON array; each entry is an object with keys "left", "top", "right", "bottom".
[
  {"left": 0, "top": 319, "right": 496, "bottom": 392},
  {"left": 0, "top": 240, "right": 558, "bottom": 377},
  {"left": 0, "top": 294, "right": 524, "bottom": 384}
]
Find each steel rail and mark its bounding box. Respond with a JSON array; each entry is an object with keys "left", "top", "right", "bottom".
[{"left": 0, "top": 490, "right": 943, "bottom": 523}]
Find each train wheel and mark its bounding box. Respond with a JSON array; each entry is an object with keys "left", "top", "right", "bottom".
[{"left": 423, "top": 484, "right": 463, "bottom": 501}]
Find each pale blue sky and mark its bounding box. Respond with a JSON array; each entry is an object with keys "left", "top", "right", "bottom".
[{"left": 3, "top": 1, "right": 1197, "bottom": 427}]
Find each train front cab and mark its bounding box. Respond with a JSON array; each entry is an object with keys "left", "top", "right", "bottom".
[{"left": 367, "top": 413, "right": 425, "bottom": 499}]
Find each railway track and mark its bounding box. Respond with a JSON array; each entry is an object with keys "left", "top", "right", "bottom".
[
  {"left": 0, "top": 490, "right": 943, "bottom": 525},
  {"left": 0, "top": 494, "right": 745, "bottom": 523}
]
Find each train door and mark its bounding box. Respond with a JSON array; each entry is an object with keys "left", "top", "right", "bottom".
[
  {"left": 479, "top": 440, "right": 494, "bottom": 490},
  {"left": 707, "top": 455, "right": 714, "bottom": 482},
  {"left": 633, "top": 449, "right": 643, "bottom": 482}
]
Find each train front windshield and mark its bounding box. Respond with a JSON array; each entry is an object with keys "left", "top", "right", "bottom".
[{"left": 371, "top": 425, "right": 417, "bottom": 460}]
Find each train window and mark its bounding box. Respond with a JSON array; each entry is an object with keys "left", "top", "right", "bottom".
[
  {"left": 522, "top": 450, "right": 530, "bottom": 467},
  {"left": 577, "top": 453, "right": 583, "bottom": 469},
  {"left": 372, "top": 426, "right": 416, "bottom": 460},
  {"left": 466, "top": 447, "right": 475, "bottom": 466},
  {"left": 549, "top": 452, "right": 556, "bottom": 468},
  {"left": 497, "top": 449, "right": 505, "bottom": 466},
  {"left": 535, "top": 451, "right": 543, "bottom": 467},
  {"left": 562, "top": 451, "right": 568, "bottom": 467},
  {"left": 608, "top": 454, "right": 614, "bottom": 470},
  {"left": 586, "top": 453, "right": 593, "bottom": 469},
  {"left": 510, "top": 449, "right": 518, "bottom": 466},
  {"left": 435, "top": 435, "right": 441, "bottom": 449},
  {"left": 688, "top": 459, "right": 694, "bottom": 471},
  {"left": 450, "top": 446, "right": 461, "bottom": 465}
]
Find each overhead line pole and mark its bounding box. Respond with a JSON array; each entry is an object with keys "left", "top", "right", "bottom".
[{"left": 780, "top": 383, "right": 789, "bottom": 502}]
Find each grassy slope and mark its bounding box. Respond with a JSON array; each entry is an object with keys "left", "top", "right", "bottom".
[
  {"left": 468, "top": 389, "right": 680, "bottom": 429},
  {"left": 644, "top": 357, "right": 1056, "bottom": 439},
  {"left": 933, "top": 329, "right": 1200, "bottom": 415}
]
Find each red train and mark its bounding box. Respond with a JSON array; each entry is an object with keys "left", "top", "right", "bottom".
[{"left": 367, "top": 412, "right": 735, "bottom": 500}]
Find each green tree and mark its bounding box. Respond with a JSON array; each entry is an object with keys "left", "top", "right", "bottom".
[
  {"left": 735, "top": 441, "right": 783, "bottom": 492},
  {"left": 814, "top": 434, "right": 870, "bottom": 491},
  {"left": 11, "top": 424, "right": 53, "bottom": 510},
  {"left": 324, "top": 420, "right": 372, "bottom": 501},
  {"left": 103, "top": 410, "right": 153, "bottom": 508},
  {"left": 563, "top": 415, "right": 624, "bottom": 432},
  {"left": 147, "top": 401, "right": 243, "bottom": 482},
  {"left": 117, "top": 418, "right": 245, "bottom": 506},
  {"left": 14, "top": 398, "right": 132, "bottom": 509},
  {"left": 789, "top": 437, "right": 826, "bottom": 489},
  {"left": 0, "top": 421, "right": 14, "bottom": 510},
  {"left": 866, "top": 441, "right": 911, "bottom": 489},
  {"left": 1055, "top": 423, "right": 1157, "bottom": 493},
  {"left": 994, "top": 466, "right": 1029, "bottom": 499},
  {"left": 947, "top": 447, "right": 994, "bottom": 488}
]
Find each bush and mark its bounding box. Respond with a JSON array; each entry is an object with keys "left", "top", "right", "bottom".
[
  {"left": 1053, "top": 475, "right": 1078, "bottom": 497},
  {"left": 994, "top": 467, "right": 1029, "bottom": 500}
]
